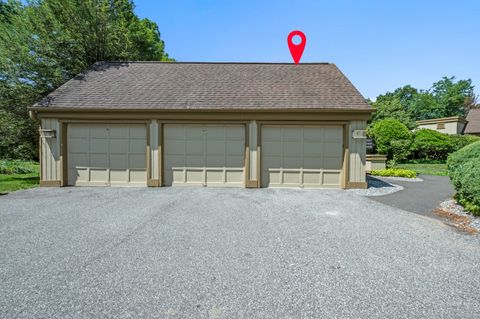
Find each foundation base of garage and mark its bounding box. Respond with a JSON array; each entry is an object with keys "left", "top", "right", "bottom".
[
  {"left": 40, "top": 180, "right": 62, "bottom": 187},
  {"left": 346, "top": 182, "right": 368, "bottom": 189}
]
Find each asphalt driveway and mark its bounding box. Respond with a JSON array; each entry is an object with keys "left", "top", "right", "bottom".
[
  {"left": 370, "top": 175, "right": 454, "bottom": 218},
  {"left": 1, "top": 187, "right": 479, "bottom": 318}
]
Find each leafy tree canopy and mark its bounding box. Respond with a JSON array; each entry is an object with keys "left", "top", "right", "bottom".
[
  {"left": 0, "top": 0, "right": 172, "bottom": 159},
  {"left": 370, "top": 77, "right": 476, "bottom": 129}
]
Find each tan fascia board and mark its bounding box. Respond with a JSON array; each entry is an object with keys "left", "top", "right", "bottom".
[
  {"left": 416, "top": 116, "right": 468, "bottom": 125},
  {"left": 29, "top": 107, "right": 373, "bottom": 121}
]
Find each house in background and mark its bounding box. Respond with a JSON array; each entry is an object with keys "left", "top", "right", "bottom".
[
  {"left": 29, "top": 62, "right": 372, "bottom": 189},
  {"left": 415, "top": 116, "right": 468, "bottom": 135},
  {"left": 464, "top": 108, "right": 480, "bottom": 136}
]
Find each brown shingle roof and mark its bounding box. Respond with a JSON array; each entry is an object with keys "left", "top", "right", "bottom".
[
  {"left": 34, "top": 62, "right": 371, "bottom": 110},
  {"left": 465, "top": 108, "right": 480, "bottom": 134}
]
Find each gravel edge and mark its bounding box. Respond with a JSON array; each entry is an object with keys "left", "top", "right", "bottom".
[{"left": 438, "top": 199, "right": 480, "bottom": 232}]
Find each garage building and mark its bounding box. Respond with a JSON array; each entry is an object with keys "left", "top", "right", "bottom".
[{"left": 30, "top": 62, "right": 372, "bottom": 189}]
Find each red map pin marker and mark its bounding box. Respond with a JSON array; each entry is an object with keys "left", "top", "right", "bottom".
[{"left": 287, "top": 30, "right": 306, "bottom": 64}]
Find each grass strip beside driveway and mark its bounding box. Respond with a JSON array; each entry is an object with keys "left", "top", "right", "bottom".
[
  {"left": 396, "top": 163, "right": 448, "bottom": 176},
  {"left": 0, "top": 162, "right": 39, "bottom": 193}
]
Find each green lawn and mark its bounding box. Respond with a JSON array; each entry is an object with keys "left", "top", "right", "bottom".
[
  {"left": 0, "top": 162, "right": 40, "bottom": 194},
  {"left": 395, "top": 163, "right": 448, "bottom": 176}
]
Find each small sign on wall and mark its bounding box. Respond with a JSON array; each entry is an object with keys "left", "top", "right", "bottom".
[
  {"left": 39, "top": 129, "right": 56, "bottom": 139},
  {"left": 352, "top": 130, "right": 366, "bottom": 139}
]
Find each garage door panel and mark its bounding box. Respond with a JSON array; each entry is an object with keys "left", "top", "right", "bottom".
[
  {"left": 186, "top": 140, "right": 205, "bottom": 155},
  {"left": 262, "top": 141, "right": 282, "bottom": 156},
  {"left": 165, "top": 141, "right": 185, "bottom": 155},
  {"left": 90, "top": 169, "right": 108, "bottom": 182},
  {"left": 303, "top": 142, "right": 322, "bottom": 156},
  {"left": 323, "top": 143, "right": 343, "bottom": 157},
  {"left": 129, "top": 170, "right": 147, "bottom": 183},
  {"left": 303, "top": 127, "right": 323, "bottom": 140},
  {"left": 283, "top": 171, "right": 301, "bottom": 184},
  {"left": 129, "top": 139, "right": 147, "bottom": 153},
  {"left": 68, "top": 123, "right": 147, "bottom": 186},
  {"left": 283, "top": 142, "right": 302, "bottom": 156},
  {"left": 206, "top": 155, "right": 225, "bottom": 167},
  {"left": 129, "top": 126, "right": 147, "bottom": 138},
  {"left": 262, "top": 127, "right": 281, "bottom": 139},
  {"left": 89, "top": 125, "right": 108, "bottom": 138},
  {"left": 89, "top": 138, "right": 108, "bottom": 153},
  {"left": 110, "top": 169, "right": 128, "bottom": 182},
  {"left": 323, "top": 172, "right": 341, "bottom": 185},
  {"left": 303, "top": 172, "right": 321, "bottom": 185},
  {"left": 186, "top": 127, "right": 204, "bottom": 138},
  {"left": 109, "top": 126, "right": 129, "bottom": 138},
  {"left": 69, "top": 126, "right": 88, "bottom": 138},
  {"left": 69, "top": 152, "right": 88, "bottom": 167},
  {"left": 283, "top": 156, "right": 302, "bottom": 168},
  {"left": 226, "top": 155, "right": 243, "bottom": 167},
  {"left": 206, "top": 127, "right": 225, "bottom": 139},
  {"left": 90, "top": 154, "right": 108, "bottom": 167},
  {"left": 206, "top": 170, "right": 223, "bottom": 183},
  {"left": 226, "top": 126, "right": 244, "bottom": 139},
  {"left": 283, "top": 129, "right": 302, "bottom": 140},
  {"left": 129, "top": 154, "right": 146, "bottom": 169},
  {"left": 226, "top": 141, "right": 244, "bottom": 155},
  {"left": 69, "top": 138, "right": 89, "bottom": 153},
  {"left": 186, "top": 155, "right": 204, "bottom": 167},
  {"left": 261, "top": 125, "right": 343, "bottom": 188},
  {"left": 186, "top": 170, "right": 203, "bottom": 183},
  {"left": 206, "top": 140, "right": 225, "bottom": 155},
  {"left": 109, "top": 139, "right": 128, "bottom": 153},
  {"left": 225, "top": 170, "right": 243, "bottom": 184},
  {"left": 324, "top": 127, "right": 343, "bottom": 140},
  {"left": 109, "top": 154, "right": 128, "bottom": 169},
  {"left": 324, "top": 157, "right": 343, "bottom": 169},
  {"left": 164, "top": 124, "right": 245, "bottom": 187}
]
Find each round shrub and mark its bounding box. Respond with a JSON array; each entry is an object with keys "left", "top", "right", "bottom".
[
  {"left": 449, "top": 134, "right": 480, "bottom": 153},
  {"left": 447, "top": 141, "right": 480, "bottom": 215},
  {"left": 411, "top": 129, "right": 452, "bottom": 161},
  {"left": 447, "top": 140, "right": 480, "bottom": 175},
  {"left": 370, "top": 118, "right": 412, "bottom": 161}
]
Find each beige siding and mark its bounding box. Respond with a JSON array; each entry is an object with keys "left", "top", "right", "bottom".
[
  {"left": 149, "top": 120, "right": 159, "bottom": 180},
  {"left": 40, "top": 119, "right": 61, "bottom": 181},
  {"left": 416, "top": 122, "right": 466, "bottom": 135},
  {"left": 248, "top": 120, "right": 258, "bottom": 182},
  {"left": 349, "top": 120, "right": 366, "bottom": 183}
]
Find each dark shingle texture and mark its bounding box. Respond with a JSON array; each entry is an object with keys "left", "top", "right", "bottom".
[
  {"left": 465, "top": 108, "right": 480, "bottom": 134},
  {"left": 35, "top": 62, "right": 371, "bottom": 110}
]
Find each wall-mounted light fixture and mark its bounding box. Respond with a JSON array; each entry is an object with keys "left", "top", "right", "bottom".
[
  {"left": 39, "top": 128, "right": 56, "bottom": 139},
  {"left": 352, "top": 130, "right": 366, "bottom": 139}
]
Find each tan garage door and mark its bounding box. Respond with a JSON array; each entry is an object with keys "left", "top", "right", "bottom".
[
  {"left": 164, "top": 124, "right": 245, "bottom": 187},
  {"left": 68, "top": 124, "right": 147, "bottom": 186},
  {"left": 261, "top": 125, "right": 344, "bottom": 188}
]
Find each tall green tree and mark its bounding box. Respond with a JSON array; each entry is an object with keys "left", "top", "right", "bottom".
[{"left": 0, "top": 0, "right": 172, "bottom": 159}]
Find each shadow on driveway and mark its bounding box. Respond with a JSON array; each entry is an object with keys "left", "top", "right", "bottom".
[{"left": 369, "top": 174, "right": 454, "bottom": 219}]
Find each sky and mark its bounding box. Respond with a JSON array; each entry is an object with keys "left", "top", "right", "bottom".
[{"left": 134, "top": 0, "right": 480, "bottom": 100}]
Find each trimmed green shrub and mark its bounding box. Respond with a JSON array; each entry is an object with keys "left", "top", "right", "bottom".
[
  {"left": 369, "top": 118, "right": 412, "bottom": 161},
  {"left": 410, "top": 129, "right": 452, "bottom": 161},
  {"left": 449, "top": 134, "right": 480, "bottom": 153},
  {"left": 447, "top": 141, "right": 480, "bottom": 215},
  {"left": 370, "top": 168, "right": 417, "bottom": 179},
  {"left": 0, "top": 160, "right": 35, "bottom": 175},
  {"left": 447, "top": 141, "right": 480, "bottom": 174}
]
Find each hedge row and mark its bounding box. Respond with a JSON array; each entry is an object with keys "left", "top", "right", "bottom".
[
  {"left": 369, "top": 118, "right": 480, "bottom": 162},
  {"left": 447, "top": 141, "right": 480, "bottom": 215}
]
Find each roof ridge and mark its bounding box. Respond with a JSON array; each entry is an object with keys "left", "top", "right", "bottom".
[{"left": 95, "top": 61, "right": 333, "bottom": 65}]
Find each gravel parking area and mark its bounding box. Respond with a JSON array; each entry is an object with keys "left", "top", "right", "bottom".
[{"left": 1, "top": 187, "right": 479, "bottom": 318}]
